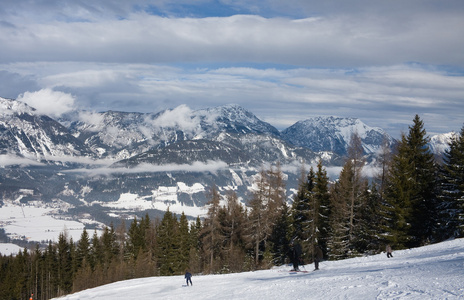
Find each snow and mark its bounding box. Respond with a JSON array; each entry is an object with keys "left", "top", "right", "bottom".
[
  {"left": 54, "top": 238, "right": 464, "bottom": 300},
  {"left": 0, "top": 243, "right": 23, "bottom": 256},
  {"left": 0, "top": 200, "right": 86, "bottom": 242}
]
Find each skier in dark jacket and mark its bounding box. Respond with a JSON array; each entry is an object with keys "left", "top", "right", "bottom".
[
  {"left": 314, "top": 245, "right": 323, "bottom": 270},
  {"left": 185, "top": 270, "right": 192, "bottom": 286},
  {"left": 289, "top": 241, "right": 302, "bottom": 271}
]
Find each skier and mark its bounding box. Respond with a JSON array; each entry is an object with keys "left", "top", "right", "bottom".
[
  {"left": 386, "top": 244, "right": 393, "bottom": 258},
  {"left": 185, "top": 270, "right": 193, "bottom": 286},
  {"left": 314, "top": 245, "right": 323, "bottom": 270},
  {"left": 289, "top": 241, "right": 302, "bottom": 271}
]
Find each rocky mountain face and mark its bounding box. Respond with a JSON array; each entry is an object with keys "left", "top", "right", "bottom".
[
  {"left": 281, "top": 116, "right": 395, "bottom": 156},
  {"left": 0, "top": 98, "right": 92, "bottom": 159},
  {"left": 0, "top": 97, "right": 451, "bottom": 227}
]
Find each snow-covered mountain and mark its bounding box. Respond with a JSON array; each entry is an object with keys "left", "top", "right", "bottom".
[
  {"left": 281, "top": 116, "right": 395, "bottom": 155},
  {"left": 0, "top": 97, "right": 92, "bottom": 160},
  {"left": 429, "top": 131, "right": 458, "bottom": 156},
  {"left": 0, "top": 97, "right": 456, "bottom": 244},
  {"left": 65, "top": 104, "right": 281, "bottom": 160}
]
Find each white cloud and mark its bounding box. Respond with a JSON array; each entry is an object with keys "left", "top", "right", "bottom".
[
  {"left": 0, "top": 154, "right": 44, "bottom": 167},
  {"left": 66, "top": 160, "right": 229, "bottom": 176},
  {"left": 17, "top": 88, "right": 75, "bottom": 118},
  {"left": 149, "top": 105, "right": 200, "bottom": 133},
  {"left": 1, "top": 11, "right": 463, "bottom": 68}
]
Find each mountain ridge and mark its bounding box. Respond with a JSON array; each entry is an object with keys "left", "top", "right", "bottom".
[{"left": 0, "top": 96, "right": 455, "bottom": 236}]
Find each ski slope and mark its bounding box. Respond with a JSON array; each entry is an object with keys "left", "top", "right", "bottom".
[{"left": 54, "top": 238, "right": 464, "bottom": 299}]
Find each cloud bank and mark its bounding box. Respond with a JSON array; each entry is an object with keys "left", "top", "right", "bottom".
[
  {"left": 0, "top": 1, "right": 463, "bottom": 137},
  {"left": 17, "top": 88, "right": 75, "bottom": 118}
]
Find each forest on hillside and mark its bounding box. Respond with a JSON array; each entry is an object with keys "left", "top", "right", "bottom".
[{"left": 1, "top": 115, "right": 463, "bottom": 300}]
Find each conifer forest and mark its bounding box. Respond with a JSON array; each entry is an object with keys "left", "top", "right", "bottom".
[{"left": 1, "top": 115, "right": 463, "bottom": 300}]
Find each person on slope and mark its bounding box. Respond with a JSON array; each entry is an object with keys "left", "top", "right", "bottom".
[
  {"left": 185, "top": 270, "right": 193, "bottom": 286},
  {"left": 289, "top": 241, "right": 302, "bottom": 271},
  {"left": 314, "top": 245, "right": 323, "bottom": 270},
  {"left": 386, "top": 244, "right": 393, "bottom": 258}
]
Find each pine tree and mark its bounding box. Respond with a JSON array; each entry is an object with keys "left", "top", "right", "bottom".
[
  {"left": 313, "top": 160, "right": 331, "bottom": 259},
  {"left": 438, "top": 126, "right": 464, "bottom": 238},
  {"left": 269, "top": 201, "right": 291, "bottom": 266},
  {"left": 381, "top": 134, "right": 413, "bottom": 248},
  {"left": 188, "top": 216, "right": 203, "bottom": 273},
  {"left": 156, "top": 209, "right": 180, "bottom": 275},
  {"left": 75, "top": 228, "right": 90, "bottom": 272},
  {"left": 383, "top": 115, "right": 437, "bottom": 248},
  {"left": 290, "top": 166, "right": 314, "bottom": 258},
  {"left": 328, "top": 160, "right": 353, "bottom": 259},
  {"left": 407, "top": 115, "right": 438, "bottom": 245},
  {"left": 178, "top": 212, "right": 191, "bottom": 272},
  {"left": 57, "top": 232, "right": 73, "bottom": 296}
]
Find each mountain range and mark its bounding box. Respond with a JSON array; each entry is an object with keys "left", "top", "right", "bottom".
[{"left": 0, "top": 97, "right": 455, "bottom": 236}]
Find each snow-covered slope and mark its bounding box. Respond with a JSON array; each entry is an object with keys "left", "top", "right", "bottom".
[
  {"left": 54, "top": 238, "right": 464, "bottom": 300},
  {"left": 0, "top": 97, "right": 91, "bottom": 160},
  {"left": 429, "top": 131, "right": 458, "bottom": 155},
  {"left": 281, "top": 116, "right": 395, "bottom": 155}
]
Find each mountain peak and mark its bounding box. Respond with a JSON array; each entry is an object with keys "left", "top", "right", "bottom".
[
  {"left": 281, "top": 116, "right": 393, "bottom": 155},
  {"left": 0, "top": 97, "right": 36, "bottom": 116}
]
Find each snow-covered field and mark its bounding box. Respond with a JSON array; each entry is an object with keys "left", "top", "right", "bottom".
[
  {"left": 0, "top": 243, "right": 22, "bottom": 255},
  {"left": 54, "top": 238, "right": 464, "bottom": 300},
  {"left": 0, "top": 200, "right": 86, "bottom": 243}
]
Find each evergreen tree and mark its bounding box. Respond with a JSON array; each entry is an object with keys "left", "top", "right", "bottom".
[
  {"left": 290, "top": 166, "right": 314, "bottom": 259},
  {"left": 57, "top": 232, "right": 73, "bottom": 296},
  {"left": 178, "top": 212, "right": 191, "bottom": 272},
  {"left": 90, "top": 230, "right": 104, "bottom": 270},
  {"left": 156, "top": 209, "right": 180, "bottom": 275},
  {"left": 313, "top": 160, "right": 331, "bottom": 259},
  {"left": 100, "top": 224, "right": 119, "bottom": 267},
  {"left": 383, "top": 115, "right": 437, "bottom": 248},
  {"left": 75, "top": 228, "right": 90, "bottom": 272},
  {"left": 328, "top": 160, "right": 353, "bottom": 259},
  {"left": 269, "top": 201, "right": 291, "bottom": 266},
  {"left": 407, "top": 115, "right": 438, "bottom": 245},
  {"left": 189, "top": 216, "right": 203, "bottom": 273},
  {"left": 381, "top": 133, "right": 413, "bottom": 248},
  {"left": 438, "top": 126, "right": 464, "bottom": 238}
]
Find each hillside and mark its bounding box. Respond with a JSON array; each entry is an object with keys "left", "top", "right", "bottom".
[{"left": 53, "top": 238, "right": 464, "bottom": 300}]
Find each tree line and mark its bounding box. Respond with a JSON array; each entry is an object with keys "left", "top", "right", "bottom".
[{"left": 1, "top": 115, "right": 463, "bottom": 299}]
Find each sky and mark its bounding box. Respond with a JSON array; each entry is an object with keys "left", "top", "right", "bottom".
[{"left": 1, "top": 1, "right": 464, "bottom": 137}]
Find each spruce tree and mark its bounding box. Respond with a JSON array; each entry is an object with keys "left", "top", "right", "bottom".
[
  {"left": 156, "top": 209, "right": 180, "bottom": 275},
  {"left": 381, "top": 134, "right": 413, "bottom": 248},
  {"left": 178, "top": 212, "right": 191, "bottom": 272},
  {"left": 75, "top": 228, "right": 90, "bottom": 271},
  {"left": 407, "top": 115, "right": 437, "bottom": 245},
  {"left": 383, "top": 115, "right": 437, "bottom": 248},
  {"left": 57, "top": 232, "right": 73, "bottom": 295},
  {"left": 269, "top": 201, "right": 291, "bottom": 266},
  {"left": 328, "top": 160, "right": 353, "bottom": 259},
  {"left": 290, "top": 166, "right": 314, "bottom": 259},
  {"left": 438, "top": 126, "right": 464, "bottom": 238},
  {"left": 313, "top": 160, "right": 331, "bottom": 259}
]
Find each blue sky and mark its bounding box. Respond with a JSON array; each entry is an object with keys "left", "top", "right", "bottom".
[{"left": 1, "top": 0, "right": 463, "bottom": 137}]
